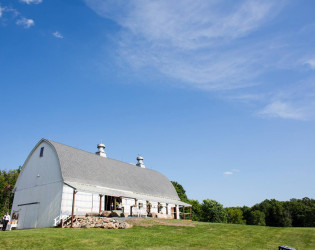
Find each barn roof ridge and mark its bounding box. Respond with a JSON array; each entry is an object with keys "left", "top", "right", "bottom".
[{"left": 46, "top": 139, "right": 148, "bottom": 169}]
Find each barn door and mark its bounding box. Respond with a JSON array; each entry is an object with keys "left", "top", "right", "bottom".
[
  {"left": 17, "top": 208, "right": 26, "bottom": 229},
  {"left": 18, "top": 203, "right": 39, "bottom": 229}
]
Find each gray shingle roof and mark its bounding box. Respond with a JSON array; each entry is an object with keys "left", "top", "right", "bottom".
[{"left": 46, "top": 139, "right": 180, "bottom": 201}]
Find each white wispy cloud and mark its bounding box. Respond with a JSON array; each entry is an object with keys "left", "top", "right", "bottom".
[
  {"left": 224, "top": 169, "right": 240, "bottom": 175},
  {"left": 53, "top": 31, "right": 63, "bottom": 39},
  {"left": 121, "top": 1, "right": 274, "bottom": 49},
  {"left": 85, "top": 0, "right": 315, "bottom": 120},
  {"left": 224, "top": 171, "right": 233, "bottom": 175},
  {"left": 258, "top": 101, "right": 306, "bottom": 120},
  {"left": 85, "top": 0, "right": 280, "bottom": 90},
  {"left": 0, "top": 5, "right": 19, "bottom": 18},
  {"left": 0, "top": 6, "right": 3, "bottom": 18},
  {"left": 20, "top": 0, "right": 42, "bottom": 4},
  {"left": 16, "top": 17, "right": 34, "bottom": 28},
  {"left": 304, "top": 59, "right": 315, "bottom": 70},
  {"left": 257, "top": 79, "right": 315, "bottom": 120}
]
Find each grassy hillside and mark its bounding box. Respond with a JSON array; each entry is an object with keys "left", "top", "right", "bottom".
[{"left": 0, "top": 219, "right": 314, "bottom": 249}]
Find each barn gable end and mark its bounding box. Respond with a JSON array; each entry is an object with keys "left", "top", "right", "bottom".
[{"left": 11, "top": 140, "right": 63, "bottom": 229}]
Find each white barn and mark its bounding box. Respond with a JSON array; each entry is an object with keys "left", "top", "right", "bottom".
[{"left": 11, "top": 139, "right": 191, "bottom": 229}]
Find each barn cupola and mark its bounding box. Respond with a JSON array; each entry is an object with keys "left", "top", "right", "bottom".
[
  {"left": 96, "top": 143, "right": 107, "bottom": 158},
  {"left": 136, "top": 155, "right": 145, "bottom": 168}
]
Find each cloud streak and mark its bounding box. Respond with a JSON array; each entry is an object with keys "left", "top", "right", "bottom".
[
  {"left": 53, "top": 31, "right": 63, "bottom": 39},
  {"left": 0, "top": 5, "right": 19, "bottom": 18},
  {"left": 20, "top": 0, "right": 43, "bottom": 4},
  {"left": 85, "top": 0, "right": 279, "bottom": 90},
  {"left": 258, "top": 79, "right": 315, "bottom": 120},
  {"left": 224, "top": 169, "right": 240, "bottom": 175},
  {"left": 224, "top": 171, "right": 233, "bottom": 175},
  {"left": 16, "top": 17, "right": 34, "bottom": 28},
  {"left": 259, "top": 101, "right": 306, "bottom": 120},
  {"left": 0, "top": 3, "right": 34, "bottom": 28},
  {"left": 85, "top": 0, "right": 315, "bottom": 121},
  {"left": 304, "top": 59, "right": 315, "bottom": 70}
]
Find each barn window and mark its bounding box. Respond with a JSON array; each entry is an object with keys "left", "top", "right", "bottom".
[{"left": 40, "top": 147, "right": 44, "bottom": 157}]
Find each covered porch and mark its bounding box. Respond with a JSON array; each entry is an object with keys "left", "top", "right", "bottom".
[{"left": 65, "top": 181, "right": 192, "bottom": 227}]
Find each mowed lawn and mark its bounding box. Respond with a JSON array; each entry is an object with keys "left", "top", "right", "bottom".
[{"left": 0, "top": 219, "right": 314, "bottom": 249}]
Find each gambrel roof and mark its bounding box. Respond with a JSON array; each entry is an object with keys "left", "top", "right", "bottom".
[{"left": 43, "top": 139, "right": 190, "bottom": 206}]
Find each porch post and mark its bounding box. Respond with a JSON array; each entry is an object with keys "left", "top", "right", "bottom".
[
  {"left": 166, "top": 203, "right": 168, "bottom": 215},
  {"left": 99, "top": 194, "right": 103, "bottom": 213},
  {"left": 176, "top": 205, "right": 180, "bottom": 220},
  {"left": 183, "top": 206, "right": 185, "bottom": 220},
  {"left": 71, "top": 189, "right": 77, "bottom": 228},
  {"left": 132, "top": 199, "right": 137, "bottom": 216},
  {"left": 121, "top": 197, "right": 124, "bottom": 214}
]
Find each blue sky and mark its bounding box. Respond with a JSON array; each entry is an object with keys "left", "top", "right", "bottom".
[{"left": 1, "top": 0, "right": 315, "bottom": 207}]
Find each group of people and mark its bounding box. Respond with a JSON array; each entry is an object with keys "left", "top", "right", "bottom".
[
  {"left": 110, "top": 202, "right": 122, "bottom": 211},
  {"left": 1, "top": 212, "right": 11, "bottom": 231}
]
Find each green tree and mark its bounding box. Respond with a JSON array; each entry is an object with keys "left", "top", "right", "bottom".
[
  {"left": 0, "top": 167, "right": 21, "bottom": 215},
  {"left": 227, "top": 207, "right": 246, "bottom": 224},
  {"left": 201, "top": 199, "right": 227, "bottom": 223},
  {"left": 188, "top": 199, "right": 202, "bottom": 221},
  {"left": 248, "top": 210, "right": 266, "bottom": 226},
  {"left": 253, "top": 199, "right": 292, "bottom": 227},
  {"left": 171, "top": 181, "right": 188, "bottom": 202},
  {"left": 286, "top": 198, "right": 315, "bottom": 227},
  {"left": 241, "top": 206, "right": 252, "bottom": 224},
  {"left": 171, "top": 181, "right": 203, "bottom": 221}
]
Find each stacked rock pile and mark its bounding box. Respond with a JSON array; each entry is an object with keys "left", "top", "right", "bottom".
[{"left": 66, "top": 217, "right": 132, "bottom": 229}]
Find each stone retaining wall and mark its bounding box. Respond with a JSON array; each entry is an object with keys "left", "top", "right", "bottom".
[{"left": 66, "top": 217, "right": 132, "bottom": 229}]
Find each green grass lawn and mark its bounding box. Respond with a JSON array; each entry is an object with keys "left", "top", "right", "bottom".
[{"left": 0, "top": 219, "right": 314, "bottom": 249}]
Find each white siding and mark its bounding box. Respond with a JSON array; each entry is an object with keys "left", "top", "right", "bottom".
[
  {"left": 60, "top": 187, "right": 174, "bottom": 218},
  {"left": 151, "top": 201, "right": 159, "bottom": 214},
  {"left": 60, "top": 185, "right": 101, "bottom": 217},
  {"left": 121, "top": 198, "right": 135, "bottom": 216},
  {"left": 11, "top": 141, "right": 63, "bottom": 229}
]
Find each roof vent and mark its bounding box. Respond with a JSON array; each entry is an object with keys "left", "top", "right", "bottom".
[
  {"left": 136, "top": 155, "right": 145, "bottom": 168},
  {"left": 96, "top": 143, "right": 107, "bottom": 158}
]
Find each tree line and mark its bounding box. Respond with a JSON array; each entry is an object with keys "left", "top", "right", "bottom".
[
  {"left": 0, "top": 167, "right": 21, "bottom": 216},
  {"left": 171, "top": 181, "right": 315, "bottom": 227}
]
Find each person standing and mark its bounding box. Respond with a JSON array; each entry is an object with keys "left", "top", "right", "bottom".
[{"left": 2, "top": 212, "right": 10, "bottom": 231}]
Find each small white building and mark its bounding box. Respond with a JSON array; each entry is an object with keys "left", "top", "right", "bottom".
[{"left": 11, "top": 139, "right": 191, "bottom": 229}]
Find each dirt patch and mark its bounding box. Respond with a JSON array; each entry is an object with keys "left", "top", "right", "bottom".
[{"left": 128, "top": 218, "right": 203, "bottom": 227}]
